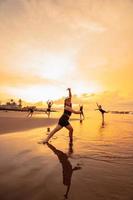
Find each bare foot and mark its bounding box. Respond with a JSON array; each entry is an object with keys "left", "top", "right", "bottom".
[
  {"left": 38, "top": 140, "right": 48, "bottom": 144},
  {"left": 42, "top": 140, "right": 48, "bottom": 144}
]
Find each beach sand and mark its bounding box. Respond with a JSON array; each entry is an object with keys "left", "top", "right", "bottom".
[
  {"left": 0, "top": 111, "right": 58, "bottom": 134},
  {"left": 0, "top": 111, "right": 133, "bottom": 200}
]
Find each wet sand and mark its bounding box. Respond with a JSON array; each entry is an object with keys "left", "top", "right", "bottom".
[
  {"left": 0, "top": 111, "right": 133, "bottom": 200},
  {"left": 0, "top": 111, "right": 58, "bottom": 134}
]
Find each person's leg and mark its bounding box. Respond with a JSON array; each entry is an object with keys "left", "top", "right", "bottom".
[
  {"left": 48, "top": 111, "right": 50, "bottom": 118},
  {"left": 102, "top": 113, "right": 104, "bottom": 124},
  {"left": 47, "top": 111, "right": 50, "bottom": 118},
  {"left": 45, "top": 111, "right": 48, "bottom": 117},
  {"left": 27, "top": 111, "right": 31, "bottom": 117},
  {"left": 42, "top": 124, "right": 63, "bottom": 143},
  {"left": 66, "top": 124, "right": 73, "bottom": 142},
  {"left": 82, "top": 112, "right": 85, "bottom": 120}
]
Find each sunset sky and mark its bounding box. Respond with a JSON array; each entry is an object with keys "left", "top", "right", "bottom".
[{"left": 0, "top": 0, "right": 133, "bottom": 108}]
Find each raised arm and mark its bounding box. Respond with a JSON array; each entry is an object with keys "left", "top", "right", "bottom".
[
  {"left": 51, "top": 100, "right": 53, "bottom": 105},
  {"left": 67, "top": 88, "right": 72, "bottom": 98},
  {"left": 96, "top": 102, "right": 99, "bottom": 107}
]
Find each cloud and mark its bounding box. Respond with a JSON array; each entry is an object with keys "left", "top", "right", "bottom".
[
  {"left": 54, "top": 90, "right": 132, "bottom": 110},
  {"left": 0, "top": 0, "right": 133, "bottom": 104},
  {"left": 0, "top": 69, "right": 62, "bottom": 87}
]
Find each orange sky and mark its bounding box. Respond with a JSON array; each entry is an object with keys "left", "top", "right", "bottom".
[{"left": 0, "top": 0, "right": 133, "bottom": 107}]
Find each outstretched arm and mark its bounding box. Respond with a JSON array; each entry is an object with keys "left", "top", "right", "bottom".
[{"left": 67, "top": 88, "right": 72, "bottom": 98}]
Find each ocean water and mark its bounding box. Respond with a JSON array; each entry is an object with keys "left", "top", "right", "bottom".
[{"left": 0, "top": 111, "right": 133, "bottom": 200}]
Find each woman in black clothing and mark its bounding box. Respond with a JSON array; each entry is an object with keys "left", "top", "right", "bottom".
[
  {"left": 41, "top": 88, "right": 82, "bottom": 144},
  {"left": 79, "top": 105, "right": 85, "bottom": 121}
]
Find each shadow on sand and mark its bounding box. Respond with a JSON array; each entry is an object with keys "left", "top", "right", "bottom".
[{"left": 0, "top": 117, "right": 57, "bottom": 134}]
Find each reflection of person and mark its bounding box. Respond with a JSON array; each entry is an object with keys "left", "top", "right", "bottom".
[
  {"left": 46, "top": 100, "right": 53, "bottom": 118},
  {"left": 98, "top": 123, "right": 105, "bottom": 140},
  {"left": 47, "top": 137, "right": 81, "bottom": 199},
  {"left": 79, "top": 105, "right": 85, "bottom": 121},
  {"left": 27, "top": 107, "right": 34, "bottom": 118},
  {"left": 41, "top": 88, "right": 82, "bottom": 144},
  {"left": 95, "top": 103, "right": 108, "bottom": 125}
]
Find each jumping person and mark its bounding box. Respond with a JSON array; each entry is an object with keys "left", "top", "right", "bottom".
[
  {"left": 95, "top": 103, "right": 108, "bottom": 125},
  {"left": 46, "top": 100, "right": 53, "bottom": 118},
  {"left": 40, "top": 88, "right": 82, "bottom": 144}
]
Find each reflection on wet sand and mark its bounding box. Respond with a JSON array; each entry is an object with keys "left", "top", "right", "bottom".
[
  {"left": 47, "top": 137, "right": 81, "bottom": 199},
  {"left": 98, "top": 122, "right": 106, "bottom": 141},
  {"left": 99, "top": 121, "right": 105, "bottom": 131}
]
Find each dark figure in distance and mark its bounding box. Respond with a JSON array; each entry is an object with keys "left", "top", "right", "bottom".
[
  {"left": 46, "top": 100, "right": 53, "bottom": 118},
  {"left": 95, "top": 103, "right": 108, "bottom": 125},
  {"left": 27, "top": 107, "right": 34, "bottom": 118},
  {"left": 79, "top": 105, "right": 85, "bottom": 122}
]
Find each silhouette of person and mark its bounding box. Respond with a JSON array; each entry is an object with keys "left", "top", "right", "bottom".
[
  {"left": 46, "top": 100, "right": 53, "bottom": 118},
  {"left": 79, "top": 105, "right": 85, "bottom": 122},
  {"left": 46, "top": 136, "right": 81, "bottom": 199},
  {"left": 95, "top": 103, "right": 108, "bottom": 125},
  {"left": 27, "top": 107, "right": 34, "bottom": 117},
  {"left": 41, "top": 88, "right": 82, "bottom": 144}
]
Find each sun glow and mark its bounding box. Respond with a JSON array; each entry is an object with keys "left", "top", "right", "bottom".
[
  {"left": 13, "top": 48, "right": 76, "bottom": 81},
  {"left": 5, "top": 86, "right": 65, "bottom": 102},
  {"left": 40, "top": 53, "right": 75, "bottom": 80},
  {"left": 2, "top": 46, "right": 104, "bottom": 102}
]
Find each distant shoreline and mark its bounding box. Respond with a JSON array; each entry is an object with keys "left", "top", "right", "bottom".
[
  {"left": 0, "top": 108, "right": 57, "bottom": 112},
  {"left": 0, "top": 109, "right": 132, "bottom": 115}
]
